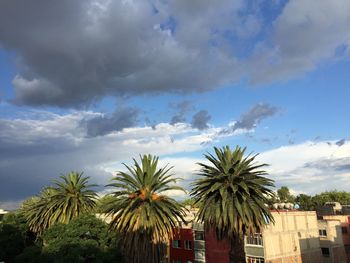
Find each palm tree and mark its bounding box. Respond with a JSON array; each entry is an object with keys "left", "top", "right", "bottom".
[
  {"left": 191, "top": 146, "right": 275, "bottom": 263},
  {"left": 23, "top": 172, "right": 97, "bottom": 235},
  {"left": 105, "top": 154, "right": 187, "bottom": 263}
]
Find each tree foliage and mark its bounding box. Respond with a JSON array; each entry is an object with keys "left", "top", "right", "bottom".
[
  {"left": 94, "top": 195, "right": 119, "bottom": 214},
  {"left": 0, "top": 212, "right": 36, "bottom": 262},
  {"left": 41, "top": 214, "right": 123, "bottom": 263},
  {"left": 277, "top": 186, "right": 295, "bottom": 203},
  {"left": 105, "top": 154, "right": 187, "bottom": 263},
  {"left": 22, "top": 172, "right": 97, "bottom": 234},
  {"left": 191, "top": 146, "right": 275, "bottom": 263},
  {"left": 312, "top": 190, "right": 350, "bottom": 206},
  {"left": 295, "top": 194, "right": 314, "bottom": 211}
]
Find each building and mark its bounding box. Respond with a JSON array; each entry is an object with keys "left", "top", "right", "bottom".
[
  {"left": 246, "top": 210, "right": 323, "bottom": 263},
  {"left": 317, "top": 219, "right": 347, "bottom": 263},
  {"left": 170, "top": 208, "right": 347, "bottom": 263},
  {"left": 316, "top": 203, "right": 350, "bottom": 262}
]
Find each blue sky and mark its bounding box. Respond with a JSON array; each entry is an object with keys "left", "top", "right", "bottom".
[{"left": 1, "top": 0, "right": 350, "bottom": 209}]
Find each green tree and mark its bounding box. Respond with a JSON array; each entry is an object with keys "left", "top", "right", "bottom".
[
  {"left": 41, "top": 214, "right": 123, "bottom": 263},
  {"left": 105, "top": 155, "right": 187, "bottom": 263},
  {"left": 94, "top": 195, "right": 119, "bottom": 214},
  {"left": 0, "top": 212, "right": 36, "bottom": 262},
  {"left": 295, "top": 194, "right": 314, "bottom": 211},
  {"left": 23, "top": 172, "right": 97, "bottom": 234},
  {"left": 191, "top": 146, "right": 275, "bottom": 263},
  {"left": 277, "top": 186, "right": 295, "bottom": 203},
  {"left": 312, "top": 190, "right": 350, "bottom": 206}
]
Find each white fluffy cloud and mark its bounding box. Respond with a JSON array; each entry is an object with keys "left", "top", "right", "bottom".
[
  {"left": 258, "top": 140, "right": 350, "bottom": 194},
  {"left": 1, "top": 107, "right": 349, "bottom": 209}
]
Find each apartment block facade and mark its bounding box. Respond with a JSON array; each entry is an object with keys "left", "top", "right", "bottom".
[
  {"left": 246, "top": 211, "right": 323, "bottom": 263},
  {"left": 169, "top": 209, "right": 346, "bottom": 263},
  {"left": 316, "top": 202, "right": 350, "bottom": 262}
]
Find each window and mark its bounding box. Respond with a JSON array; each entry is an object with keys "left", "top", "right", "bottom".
[
  {"left": 319, "top": 229, "right": 327, "bottom": 237},
  {"left": 246, "top": 233, "right": 263, "bottom": 246},
  {"left": 246, "top": 256, "right": 265, "bottom": 263},
  {"left": 342, "top": 227, "right": 348, "bottom": 234},
  {"left": 195, "top": 231, "right": 204, "bottom": 240},
  {"left": 195, "top": 250, "right": 205, "bottom": 261},
  {"left": 321, "top": 247, "right": 330, "bottom": 257},
  {"left": 172, "top": 240, "right": 181, "bottom": 248},
  {"left": 184, "top": 240, "right": 192, "bottom": 250},
  {"left": 345, "top": 245, "right": 350, "bottom": 253}
]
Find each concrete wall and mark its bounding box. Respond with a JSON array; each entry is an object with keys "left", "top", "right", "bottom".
[
  {"left": 318, "top": 219, "right": 347, "bottom": 263},
  {"left": 262, "top": 211, "right": 322, "bottom": 263},
  {"left": 322, "top": 215, "right": 350, "bottom": 263}
]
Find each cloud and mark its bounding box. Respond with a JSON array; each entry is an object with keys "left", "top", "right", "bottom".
[
  {"left": 250, "top": 0, "right": 350, "bottom": 83},
  {"left": 258, "top": 140, "right": 350, "bottom": 194},
  {"left": 219, "top": 103, "right": 278, "bottom": 135},
  {"left": 336, "top": 138, "right": 346, "bottom": 147},
  {"left": 1, "top": 109, "right": 349, "bottom": 208},
  {"left": 0, "top": 0, "right": 245, "bottom": 107},
  {"left": 170, "top": 115, "right": 186, "bottom": 125},
  {"left": 0, "top": 111, "right": 210, "bottom": 207},
  {"left": 303, "top": 157, "right": 350, "bottom": 172},
  {"left": 1, "top": 1, "right": 349, "bottom": 106},
  {"left": 169, "top": 100, "right": 195, "bottom": 125},
  {"left": 81, "top": 107, "right": 139, "bottom": 137},
  {"left": 191, "top": 110, "right": 211, "bottom": 130}
]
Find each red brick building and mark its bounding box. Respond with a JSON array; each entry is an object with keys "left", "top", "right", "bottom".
[{"left": 169, "top": 228, "right": 195, "bottom": 263}]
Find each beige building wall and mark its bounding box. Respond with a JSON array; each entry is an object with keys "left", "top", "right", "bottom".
[
  {"left": 260, "top": 211, "right": 322, "bottom": 263},
  {"left": 318, "top": 219, "right": 347, "bottom": 263}
]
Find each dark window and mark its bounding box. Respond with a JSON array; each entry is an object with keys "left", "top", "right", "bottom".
[
  {"left": 246, "top": 233, "right": 263, "bottom": 246},
  {"left": 172, "top": 240, "right": 181, "bottom": 248},
  {"left": 246, "top": 256, "right": 265, "bottom": 263},
  {"left": 342, "top": 227, "right": 348, "bottom": 234},
  {"left": 345, "top": 245, "right": 350, "bottom": 253},
  {"left": 319, "top": 229, "right": 327, "bottom": 237},
  {"left": 321, "top": 247, "right": 330, "bottom": 257},
  {"left": 184, "top": 240, "right": 192, "bottom": 249},
  {"left": 195, "top": 231, "right": 204, "bottom": 240}
]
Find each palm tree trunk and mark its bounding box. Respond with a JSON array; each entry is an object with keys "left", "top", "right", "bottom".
[{"left": 229, "top": 234, "right": 246, "bottom": 263}]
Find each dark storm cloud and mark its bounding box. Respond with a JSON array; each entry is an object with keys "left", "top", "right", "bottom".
[
  {"left": 0, "top": 0, "right": 242, "bottom": 107},
  {"left": 336, "top": 139, "right": 346, "bottom": 147},
  {"left": 81, "top": 107, "right": 139, "bottom": 137},
  {"left": 169, "top": 100, "right": 195, "bottom": 125},
  {"left": 191, "top": 110, "right": 211, "bottom": 130},
  {"left": 303, "top": 157, "right": 350, "bottom": 172},
  {"left": 0, "top": 110, "right": 207, "bottom": 208},
  {"left": 170, "top": 115, "right": 186, "bottom": 125},
  {"left": 231, "top": 103, "right": 278, "bottom": 131},
  {"left": 1, "top": 1, "right": 350, "bottom": 106},
  {"left": 0, "top": 118, "right": 79, "bottom": 158},
  {"left": 220, "top": 103, "right": 279, "bottom": 135}
]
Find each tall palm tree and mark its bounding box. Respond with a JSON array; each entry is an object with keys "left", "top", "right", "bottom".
[
  {"left": 23, "top": 172, "right": 97, "bottom": 235},
  {"left": 191, "top": 146, "right": 275, "bottom": 263},
  {"left": 105, "top": 154, "right": 187, "bottom": 263}
]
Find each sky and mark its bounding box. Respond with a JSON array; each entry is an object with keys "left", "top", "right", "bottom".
[{"left": 0, "top": 0, "right": 350, "bottom": 210}]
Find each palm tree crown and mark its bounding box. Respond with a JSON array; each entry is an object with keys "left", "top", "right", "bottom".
[
  {"left": 23, "top": 172, "right": 97, "bottom": 234},
  {"left": 191, "top": 146, "right": 275, "bottom": 262},
  {"left": 106, "top": 154, "right": 186, "bottom": 263}
]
